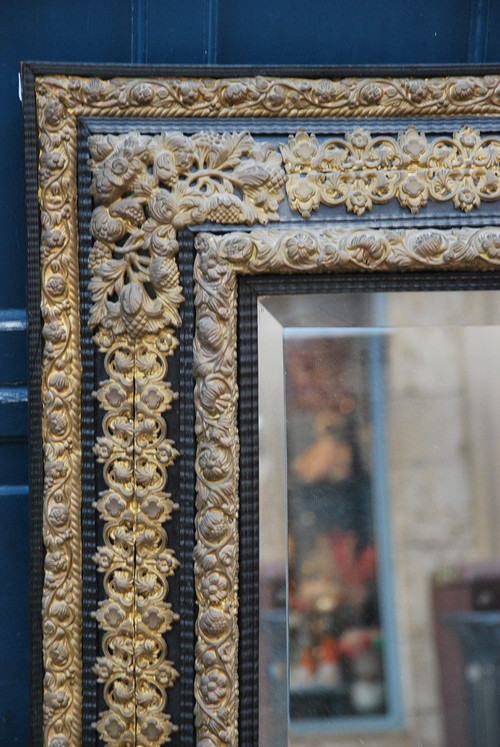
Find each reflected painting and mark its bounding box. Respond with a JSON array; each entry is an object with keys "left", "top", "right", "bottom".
[{"left": 259, "top": 290, "right": 500, "bottom": 747}]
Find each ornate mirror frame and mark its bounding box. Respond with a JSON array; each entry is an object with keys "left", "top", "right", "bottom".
[{"left": 23, "top": 63, "right": 500, "bottom": 747}]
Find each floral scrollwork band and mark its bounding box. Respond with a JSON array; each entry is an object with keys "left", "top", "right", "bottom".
[
  {"left": 86, "top": 130, "right": 285, "bottom": 745},
  {"left": 34, "top": 72, "right": 500, "bottom": 747},
  {"left": 88, "top": 132, "right": 185, "bottom": 744},
  {"left": 281, "top": 127, "right": 500, "bottom": 216}
]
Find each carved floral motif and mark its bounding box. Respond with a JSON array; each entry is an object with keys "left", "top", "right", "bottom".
[
  {"left": 87, "top": 129, "right": 284, "bottom": 745},
  {"left": 200, "top": 226, "right": 500, "bottom": 274},
  {"left": 193, "top": 252, "right": 239, "bottom": 746},
  {"left": 34, "top": 71, "right": 500, "bottom": 747},
  {"left": 37, "top": 79, "right": 83, "bottom": 747},
  {"left": 38, "top": 74, "right": 500, "bottom": 120},
  {"left": 91, "top": 331, "right": 137, "bottom": 744},
  {"left": 281, "top": 127, "right": 500, "bottom": 216},
  {"left": 91, "top": 327, "right": 180, "bottom": 746}
]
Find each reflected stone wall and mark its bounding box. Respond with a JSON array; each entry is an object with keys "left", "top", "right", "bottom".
[
  {"left": 385, "top": 293, "right": 500, "bottom": 747},
  {"left": 388, "top": 322, "right": 470, "bottom": 746}
]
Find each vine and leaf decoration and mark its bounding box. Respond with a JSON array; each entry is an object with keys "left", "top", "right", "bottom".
[
  {"left": 87, "top": 129, "right": 285, "bottom": 745},
  {"left": 88, "top": 129, "right": 285, "bottom": 340}
]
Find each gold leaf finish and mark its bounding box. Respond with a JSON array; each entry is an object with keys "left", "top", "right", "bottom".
[
  {"left": 87, "top": 129, "right": 283, "bottom": 745},
  {"left": 193, "top": 248, "right": 239, "bottom": 746},
  {"left": 34, "top": 71, "right": 500, "bottom": 746},
  {"left": 88, "top": 133, "right": 184, "bottom": 745},
  {"left": 37, "top": 83, "right": 83, "bottom": 747},
  {"left": 91, "top": 327, "right": 181, "bottom": 746},
  {"left": 132, "top": 333, "right": 180, "bottom": 746},
  {"left": 281, "top": 127, "right": 500, "bottom": 216},
  {"left": 38, "top": 74, "right": 500, "bottom": 119},
  {"left": 198, "top": 226, "right": 500, "bottom": 275},
  {"left": 92, "top": 331, "right": 136, "bottom": 744}
]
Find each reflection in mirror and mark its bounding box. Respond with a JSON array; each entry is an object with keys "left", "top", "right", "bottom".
[{"left": 259, "top": 291, "right": 500, "bottom": 747}]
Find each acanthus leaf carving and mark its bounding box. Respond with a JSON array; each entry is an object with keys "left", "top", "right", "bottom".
[
  {"left": 201, "top": 226, "right": 500, "bottom": 275},
  {"left": 87, "top": 130, "right": 285, "bottom": 338}
]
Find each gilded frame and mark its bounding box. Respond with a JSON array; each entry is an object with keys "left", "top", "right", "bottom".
[{"left": 24, "top": 64, "right": 500, "bottom": 747}]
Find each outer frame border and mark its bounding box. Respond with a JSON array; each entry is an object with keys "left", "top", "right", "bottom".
[{"left": 22, "top": 62, "right": 500, "bottom": 747}]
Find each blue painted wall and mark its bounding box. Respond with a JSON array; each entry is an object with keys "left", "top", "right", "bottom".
[{"left": 0, "top": 0, "right": 497, "bottom": 741}]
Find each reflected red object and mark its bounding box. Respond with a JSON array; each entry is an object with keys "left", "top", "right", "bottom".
[
  {"left": 319, "top": 635, "right": 340, "bottom": 663},
  {"left": 328, "top": 533, "right": 376, "bottom": 586},
  {"left": 339, "top": 628, "right": 377, "bottom": 658}
]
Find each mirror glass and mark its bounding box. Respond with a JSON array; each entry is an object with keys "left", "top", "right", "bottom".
[{"left": 259, "top": 290, "right": 500, "bottom": 747}]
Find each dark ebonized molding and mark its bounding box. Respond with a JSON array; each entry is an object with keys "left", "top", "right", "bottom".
[
  {"left": 21, "top": 61, "right": 500, "bottom": 79},
  {"left": 78, "top": 121, "right": 103, "bottom": 743},
  {"left": 237, "top": 279, "right": 260, "bottom": 744},
  {"left": 177, "top": 229, "right": 197, "bottom": 744},
  {"left": 23, "top": 61, "right": 44, "bottom": 747}
]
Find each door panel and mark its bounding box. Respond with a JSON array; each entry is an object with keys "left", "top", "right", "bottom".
[{"left": 216, "top": 0, "right": 473, "bottom": 64}]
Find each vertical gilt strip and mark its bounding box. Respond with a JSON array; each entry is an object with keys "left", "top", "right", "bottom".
[
  {"left": 133, "top": 332, "right": 180, "bottom": 745},
  {"left": 88, "top": 133, "right": 184, "bottom": 745},
  {"left": 193, "top": 240, "right": 240, "bottom": 746},
  {"left": 36, "top": 83, "right": 83, "bottom": 747},
  {"left": 92, "top": 332, "right": 137, "bottom": 743}
]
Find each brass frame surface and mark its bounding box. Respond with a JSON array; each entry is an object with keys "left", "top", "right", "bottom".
[
  {"left": 281, "top": 127, "right": 500, "bottom": 216},
  {"left": 30, "top": 68, "right": 500, "bottom": 747}
]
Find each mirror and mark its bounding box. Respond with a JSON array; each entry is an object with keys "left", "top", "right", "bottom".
[
  {"left": 26, "top": 66, "right": 500, "bottom": 746},
  {"left": 259, "top": 290, "right": 500, "bottom": 746}
]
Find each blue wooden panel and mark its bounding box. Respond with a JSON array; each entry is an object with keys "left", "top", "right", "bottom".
[
  {"left": 0, "top": 312, "right": 27, "bottom": 385},
  {"left": 143, "top": 0, "right": 207, "bottom": 63},
  {"left": 0, "top": 390, "right": 28, "bottom": 439},
  {"left": 0, "top": 0, "right": 134, "bottom": 308},
  {"left": 0, "top": 488, "right": 29, "bottom": 744},
  {"left": 486, "top": 2, "right": 500, "bottom": 61},
  {"left": 216, "top": 0, "right": 473, "bottom": 65},
  {"left": 0, "top": 444, "right": 28, "bottom": 486}
]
